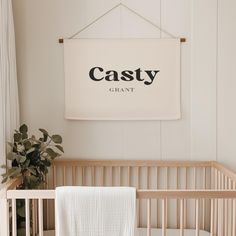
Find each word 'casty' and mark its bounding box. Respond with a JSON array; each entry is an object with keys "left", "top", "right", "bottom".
[{"left": 89, "top": 67, "right": 160, "bottom": 85}]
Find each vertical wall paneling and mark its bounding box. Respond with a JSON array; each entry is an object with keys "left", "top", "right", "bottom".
[
  {"left": 11, "top": 0, "right": 236, "bottom": 171},
  {"left": 161, "top": 0, "right": 191, "bottom": 160},
  {"left": 217, "top": 0, "right": 236, "bottom": 168},
  {"left": 121, "top": 0, "right": 162, "bottom": 160},
  {"left": 190, "top": 0, "right": 218, "bottom": 161}
]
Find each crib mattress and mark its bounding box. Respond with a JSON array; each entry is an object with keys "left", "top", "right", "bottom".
[{"left": 43, "top": 228, "right": 210, "bottom": 236}]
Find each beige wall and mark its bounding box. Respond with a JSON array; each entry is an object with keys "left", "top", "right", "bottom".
[{"left": 12, "top": 0, "right": 236, "bottom": 170}]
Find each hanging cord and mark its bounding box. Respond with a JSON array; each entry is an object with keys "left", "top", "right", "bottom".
[{"left": 58, "top": 2, "right": 185, "bottom": 43}]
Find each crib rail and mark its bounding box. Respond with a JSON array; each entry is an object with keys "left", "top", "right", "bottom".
[
  {"left": 3, "top": 189, "right": 236, "bottom": 236},
  {"left": 6, "top": 188, "right": 236, "bottom": 199},
  {"left": 1, "top": 160, "right": 236, "bottom": 236}
]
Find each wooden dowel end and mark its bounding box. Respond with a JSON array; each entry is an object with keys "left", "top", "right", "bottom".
[{"left": 58, "top": 38, "right": 64, "bottom": 44}]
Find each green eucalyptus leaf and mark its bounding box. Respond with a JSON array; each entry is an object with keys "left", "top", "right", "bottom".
[
  {"left": 39, "top": 128, "right": 48, "bottom": 135},
  {"left": 26, "top": 147, "right": 35, "bottom": 154},
  {"left": 16, "top": 156, "right": 26, "bottom": 163},
  {"left": 1, "top": 173, "right": 7, "bottom": 178},
  {"left": 7, "top": 152, "right": 15, "bottom": 161},
  {"left": 24, "top": 159, "right": 30, "bottom": 168},
  {"left": 16, "top": 144, "right": 25, "bottom": 153},
  {"left": 19, "top": 124, "right": 28, "bottom": 134},
  {"left": 45, "top": 167, "right": 49, "bottom": 174},
  {"left": 8, "top": 167, "right": 21, "bottom": 178},
  {"left": 28, "top": 175, "right": 38, "bottom": 183},
  {"left": 1, "top": 177, "right": 8, "bottom": 184},
  {"left": 23, "top": 140, "right": 31, "bottom": 150},
  {"left": 42, "top": 159, "right": 51, "bottom": 167},
  {"left": 28, "top": 167, "right": 37, "bottom": 175},
  {"left": 17, "top": 206, "right": 25, "bottom": 218},
  {"left": 7, "top": 142, "right": 14, "bottom": 148},
  {"left": 55, "top": 145, "right": 64, "bottom": 153},
  {"left": 43, "top": 133, "right": 48, "bottom": 142},
  {"left": 14, "top": 133, "right": 22, "bottom": 142},
  {"left": 46, "top": 148, "right": 58, "bottom": 159},
  {"left": 51, "top": 135, "right": 62, "bottom": 144},
  {"left": 22, "top": 132, "right": 28, "bottom": 139}
]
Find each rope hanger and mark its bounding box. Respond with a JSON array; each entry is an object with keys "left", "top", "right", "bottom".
[{"left": 58, "top": 2, "right": 186, "bottom": 43}]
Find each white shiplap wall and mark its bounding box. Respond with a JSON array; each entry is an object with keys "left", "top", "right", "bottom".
[{"left": 12, "top": 0, "right": 236, "bottom": 170}]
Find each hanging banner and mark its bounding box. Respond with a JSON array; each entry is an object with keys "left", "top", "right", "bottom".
[{"left": 64, "top": 39, "right": 181, "bottom": 120}]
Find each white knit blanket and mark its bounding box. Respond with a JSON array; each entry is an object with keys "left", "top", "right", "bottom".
[{"left": 55, "top": 186, "right": 136, "bottom": 236}]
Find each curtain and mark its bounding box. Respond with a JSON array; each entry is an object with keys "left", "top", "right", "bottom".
[{"left": 0, "top": 0, "right": 19, "bottom": 179}]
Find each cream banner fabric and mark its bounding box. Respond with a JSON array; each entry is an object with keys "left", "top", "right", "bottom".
[{"left": 64, "top": 39, "right": 180, "bottom": 120}]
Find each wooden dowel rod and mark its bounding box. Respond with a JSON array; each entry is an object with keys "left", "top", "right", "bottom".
[{"left": 58, "top": 37, "right": 187, "bottom": 44}]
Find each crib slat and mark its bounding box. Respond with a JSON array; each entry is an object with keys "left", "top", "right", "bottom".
[
  {"left": 217, "top": 199, "right": 221, "bottom": 236},
  {"left": 180, "top": 199, "right": 184, "bottom": 236},
  {"left": 25, "top": 199, "right": 30, "bottom": 236},
  {"left": 162, "top": 199, "right": 166, "bottom": 236},
  {"left": 166, "top": 168, "right": 168, "bottom": 228},
  {"left": 81, "top": 167, "right": 84, "bottom": 186},
  {"left": 32, "top": 199, "right": 37, "bottom": 236},
  {"left": 137, "top": 167, "right": 140, "bottom": 227},
  {"left": 39, "top": 199, "right": 44, "bottom": 236},
  {"left": 92, "top": 166, "right": 95, "bottom": 186},
  {"left": 193, "top": 168, "right": 196, "bottom": 230},
  {"left": 224, "top": 176, "right": 228, "bottom": 236},
  {"left": 214, "top": 170, "right": 218, "bottom": 234},
  {"left": 228, "top": 179, "right": 232, "bottom": 236},
  {"left": 156, "top": 167, "right": 159, "bottom": 228},
  {"left": 184, "top": 168, "right": 187, "bottom": 228},
  {"left": 195, "top": 199, "right": 199, "bottom": 236},
  {"left": 210, "top": 199, "right": 214, "bottom": 236},
  {"left": 147, "top": 199, "right": 151, "bottom": 236},
  {"left": 147, "top": 167, "right": 150, "bottom": 189},
  {"left": 202, "top": 167, "right": 206, "bottom": 230},
  {"left": 63, "top": 166, "right": 66, "bottom": 185},
  {"left": 53, "top": 165, "right": 56, "bottom": 188},
  {"left": 101, "top": 167, "right": 104, "bottom": 186},
  {"left": 176, "top": 167, "right": 179, "bottom": 228},
  {"left": 118, "top": 166, "right": 121, "bottom": 186},
  {"left": 12, "top": 199, "right": 17, "bottom": 236},
  {"left": 72, "top": 166, "right": 76, "bottom": 185},
  {"left": 127, "top": 166, "right": 130, "bottom": 186},
  {"left": 233, "top": 198, "right": 236, "bottom": 236},
  {"left": 46, "top": 174, "right": 50, "bottom": 230}
]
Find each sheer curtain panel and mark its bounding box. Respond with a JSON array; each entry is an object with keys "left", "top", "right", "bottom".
[{"left": 0, "top": 0, "right": 19, "bottom": 180}]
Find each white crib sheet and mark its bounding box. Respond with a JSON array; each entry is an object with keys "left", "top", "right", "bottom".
[{"left": 43, "top": 228, "right": 210, "bottom": 236}]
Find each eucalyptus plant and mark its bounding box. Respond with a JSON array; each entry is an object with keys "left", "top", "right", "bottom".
[{"left": 1, "top": 124, "right": 64, "bottom": 189}]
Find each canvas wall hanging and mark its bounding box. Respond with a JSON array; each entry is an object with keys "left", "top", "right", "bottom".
[
  {"left": 60, "top": 3, "right": 185, "bottom": 120},
  {"left": 64, "top": 38, "right": 181, "bottom": 120}
]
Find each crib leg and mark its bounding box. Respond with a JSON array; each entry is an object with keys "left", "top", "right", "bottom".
[{"left": 0, "top": 197, "right": 9, "bottom": 236}]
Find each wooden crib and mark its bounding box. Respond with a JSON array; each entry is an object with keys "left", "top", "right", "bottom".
[{"left": 1, "top": 160, "right": 236, "bottom": 236}]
